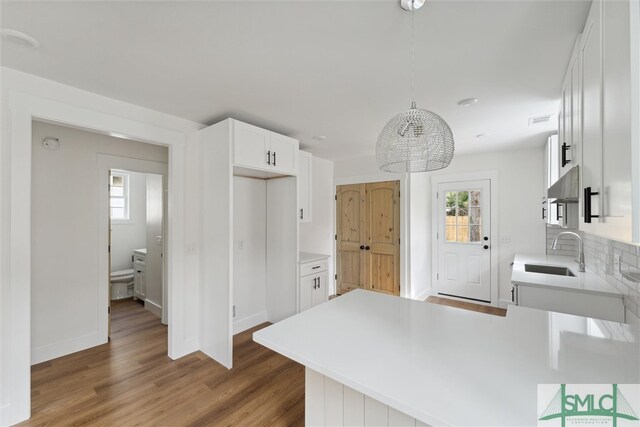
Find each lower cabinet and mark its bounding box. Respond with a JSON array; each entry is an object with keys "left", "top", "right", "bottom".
[
  {"left": 300, "top": 256, "right": 329, "bottom": 312},
  {"left": 513, "top": 283, "right": 624, "bottom": 323},
  {"left": 134, "top": 252, "right": 146, "bottom": 301}
]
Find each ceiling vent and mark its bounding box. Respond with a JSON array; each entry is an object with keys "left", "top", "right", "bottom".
[{"left": 528, "top": 115, "right": 553, "bottom": 126}]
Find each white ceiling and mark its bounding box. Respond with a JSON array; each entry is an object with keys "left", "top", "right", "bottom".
[{"left": 1, "top": 0, "right": 591, "bottom": 160}]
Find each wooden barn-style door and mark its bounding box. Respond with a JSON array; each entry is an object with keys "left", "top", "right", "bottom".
[{"left": 336, "top": 181, "right": 400, "bottom": 296}]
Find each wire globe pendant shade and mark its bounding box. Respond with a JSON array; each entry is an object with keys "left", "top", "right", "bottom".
[
  {"left": 376, "top": 0, "right": 455, "bottom": 173},
  {"left": 376, "top": 101, "right": 454, "bottom": 173}
]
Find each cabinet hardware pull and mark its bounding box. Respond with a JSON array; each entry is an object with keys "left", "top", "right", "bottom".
[
  {"left": 583, "top": 187, "right": 600, "bottom": 223},
  {"left": 542, "top": 206, "right": 546, "bottom": 220},
  {"left": 365, "top": 246, "right": 370, "bottom": 250},
  {"left": 360, "top": 245, "right": 365, "bottom": 250},
  {"left": 267, "top": 150, "right": 271, "bottom": 165},
  {"left": 273, "top": 151, "right": 276, "bottom": 166},
  {"left": 557, "top": 204, "right": 563, "bottom": 221},
  {"left": 561, "top": 142, "right": 571, "bottom": 167},
  {"left": 300, "top": 208, "right": 303, "bottom": 219},
  {"left": 483, "top": 245, "right": 489, "bottom": 250},
  {"left": 312, "top": 266, "right": 321, "bottom": 269}
]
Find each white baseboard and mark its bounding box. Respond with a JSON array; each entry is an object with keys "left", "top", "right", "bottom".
[
  {"left": 413, "top": 288, "right": 432, "bottom": 301},
  {"left": 31, "top": 331, "right": 105, "bottom": 365},
  {"left": 233, "top": 311, "right": 267, "bottom": 335},
  {"left": 144, "top": 299, "right": 162, "bottom": 318}
]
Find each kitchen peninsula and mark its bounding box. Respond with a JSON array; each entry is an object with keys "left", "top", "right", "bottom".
[{"left": 253, "top": 290, "right": 639, "bottom": 426}]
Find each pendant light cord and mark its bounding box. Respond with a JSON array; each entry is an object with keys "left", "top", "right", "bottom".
[{"left": 411, "top": 0, "right": 416, "bottom": 108}]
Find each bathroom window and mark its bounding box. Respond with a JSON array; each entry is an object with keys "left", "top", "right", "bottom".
[{"left": 110, "top": 171, "right": 130, "bottom": 221}]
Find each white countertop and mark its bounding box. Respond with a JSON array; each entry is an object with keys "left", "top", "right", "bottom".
[
  {"left": 299, "top": 252, "right": 330, "bottom": 263},
  {"left": 134, "top": 248, "right": 147, "bottom": 255},
  {"left": 253, "top": 290, "right": 638, "bottom": 426},
  {"left": 511, "top": 254, "right": 622, "bottom": 298}
]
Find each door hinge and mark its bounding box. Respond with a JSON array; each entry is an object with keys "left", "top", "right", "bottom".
[
  {"left": 335, "top": 234, "right": 337, "bottom": 240},
  {"left": 436, "top": 232, "right": 439, "bottom": 239},
  {"left": 108, "top": 245, "right": 111, "bottom": 253},
  {"left": 437, "top": 273, "right": 439, "bottom": 280},
  {"left": 334, "top": 195, "right": 337, "bottom": 201},
  {"left": 398, "top": 238, "right": 400, "bottom": 244},
  {"left": 108, "top": 306, "right": 111, "bottom": 314},
  {"left": 437, "top": 192, "right": 439, "bottom": 199},
  {"left": 334, "top": 274, "right": 337, "bottom": 280}
]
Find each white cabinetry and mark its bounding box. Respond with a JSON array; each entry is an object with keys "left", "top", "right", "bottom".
[
  {"left": 299, "top": 254, "right": 329, "bottom": 312},
  {"left": 578, "top": 0, "right": 634, "bottom": 242},
  {"left": 514, "top": 284, "right": 624, "bottom": 323},
  {"left": 233, "top": 120, "right": 298, "bottom": 176},
  {"left": 544, "top": 135, "right": 559, "bottom": 225},
  {"left": 297, "top": 150, "right": 312, "bottom": 222},
  {"left": 133, "top": 250, "right": 146, "bottom": 301},
  {"left": 199, "top": 118, "right": 299, "bottom": 369}
]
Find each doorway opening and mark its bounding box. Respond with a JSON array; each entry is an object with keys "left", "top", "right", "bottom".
[
  {"left": 30, "top": 120, "right": 169, "bottom": 367},
  {"left": 108, "top": 169, "right": 166, "bottom": 335}
]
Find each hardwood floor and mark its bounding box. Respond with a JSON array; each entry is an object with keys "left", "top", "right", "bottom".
[
  {"left": 426, "top": 296, "right": 507, "bottom": 317},
  {"left": 21, "top": 299, "right": 304, "bottom": 427}
]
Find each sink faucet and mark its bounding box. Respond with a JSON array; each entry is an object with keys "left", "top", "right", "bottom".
[{"left": 551, "top": 231, "right": 585, "bottom": 272}]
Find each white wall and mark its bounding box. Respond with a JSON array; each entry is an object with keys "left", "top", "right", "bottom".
[
  {"left": 145, "top": 173, "right": 164, "bottom": 316},
  {"left": 299, "top": 156, "right": 336, "bottom": 294},
  {"left": 111, "top": 171, "right": 147, "bottom": 271},
  {"left": 334, "top": 147, "right": 546, "bottom": 305},
  {"left": 233, "top": 176, "right": 267, "bottom": 334},
  {"left": 31, "top": 121, "right": 168, "bottom": 364},
  {"left": 2, "top": 67, "right": 202, "bottom": 425}
]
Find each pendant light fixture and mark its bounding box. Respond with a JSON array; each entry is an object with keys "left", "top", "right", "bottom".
[{"left": 376, "top": 0, "right": 455, "bottom": 173}]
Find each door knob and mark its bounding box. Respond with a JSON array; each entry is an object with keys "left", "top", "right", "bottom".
[
  {"left": 365, "top": 246, "right": 370, "bottom": 250},
  {"left": 360, "top": 245, "right": 365, "bottom": 250}
]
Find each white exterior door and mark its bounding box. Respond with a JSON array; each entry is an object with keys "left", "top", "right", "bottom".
[{"left": 436, "top": 180, "right": 492, "bottom": 302}]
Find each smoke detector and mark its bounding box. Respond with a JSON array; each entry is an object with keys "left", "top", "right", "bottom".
[
  {"left": 1, "top": 29, "right": 40, "bottom": 49},
  {"left": 42, "top": 138, "right": 60, "bottom": 151}
]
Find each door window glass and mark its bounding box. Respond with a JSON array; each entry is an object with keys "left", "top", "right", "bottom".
[{"left": 445, "top": 190, "right": 481, "bottom": 243}]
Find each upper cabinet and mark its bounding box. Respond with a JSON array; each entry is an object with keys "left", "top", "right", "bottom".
[
  {"left": 233, "top": 120, "right": 299, "bottom": 176},
  {"left": 574, "top": 0, "right": 635, "bottom": 242},
  {"left": 298, "top": 150, "right": 312, "bottom": 222},
  {"left": 558, "top": 36, "right": 582, "bottom": 179}
]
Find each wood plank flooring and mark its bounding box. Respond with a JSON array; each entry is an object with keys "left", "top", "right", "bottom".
[
  {"left": 426, "top": 295, "right": 507, "bottom": 317},
  {"left": 21, "top": 299, "right": 304, "bottom": 427}
]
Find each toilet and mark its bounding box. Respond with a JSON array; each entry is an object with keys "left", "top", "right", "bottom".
[{"left": 110, "top": 268, "right": 135, "bottom": 300}]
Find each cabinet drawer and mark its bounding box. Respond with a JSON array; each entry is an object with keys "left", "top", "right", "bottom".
[
  {"left": 300, "top": 259, "right": 328, "bottom": 276},
  {"left": 134, "top": 254, "right": 146, "bottom": 264}
]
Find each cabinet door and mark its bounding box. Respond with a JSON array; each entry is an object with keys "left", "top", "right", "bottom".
[
  {"left": 580, "top": 0, "right": 603, "bottom": 229},
  {"left": 298, "top": 151, "right": 312, "bottom": 222},
  {"left": 140, "top": 271, "right": 146, "bottom": 300},
  {"left": 134, "top": 271, "right": 141, "bottom": 298},
  {"left": 559, "top": 81, "right": 572, "bottom": 177},
  {"left": 233, "top": 120, "right": 270, "bottom": 170},
  {"left": 601, "top": 0, "right": 632, "bottom": 242},
  {"left": 570, "top": 53, "right": 581, "bottom": 167},
  {"left": 299, "top": 274, "right": 315, "bottom": 312},
  {"left": 269, "top": 133, "right": 298, "bottom": 175},
  {"left": 312, "top": 272, "right": 328, "bottom": 307}
]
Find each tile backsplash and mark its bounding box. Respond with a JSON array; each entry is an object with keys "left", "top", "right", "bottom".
[{"left": 546, "top": 225, "right": 640, "bottom": 321}]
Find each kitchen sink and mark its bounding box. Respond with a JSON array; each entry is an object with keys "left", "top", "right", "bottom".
[{"left": 524, "top": 264, "right": 576, "bottom": 277}]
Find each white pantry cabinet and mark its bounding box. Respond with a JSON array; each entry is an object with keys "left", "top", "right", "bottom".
[
  {"left": 297, "top": 150, "right": 312, "bottom": 222},
  {"left": 199, "top": 118, "right": 299, "bottom": 369},
  {"left": 299, "top": 254, "right": 329, "bottom": 312},
  {"left": 578, "top": 0, "right": 634, "bottom": 242},
  {"left": 233, "top": 120, "right": 298, "bottom": 176}
]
